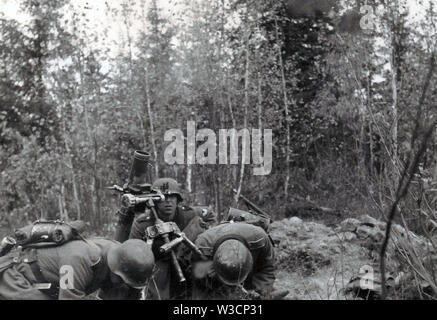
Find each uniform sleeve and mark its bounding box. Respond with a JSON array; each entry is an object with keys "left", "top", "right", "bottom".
[
  {"left": 128, "top": 214, "right": 148, "bottom": 240},
  {"left": 174, "top": 216, "right": 208, "bottom": 274},
  {"left": 197, "top": 206, "right": 218, "bottom": 227},
  {"left": 181, "top": 216, "right": 209, "bottom": 242},
  {"left": 250, "top": 235, "right": 276, "bottom": 295},
  {"left": 190, "top": 236, "right": 215, "bottom": 299},
  {"left": 114, "top": 208, "right": 135, "bottom": 243}
]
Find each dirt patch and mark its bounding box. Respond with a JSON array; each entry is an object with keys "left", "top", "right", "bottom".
[{"left": 277, "top": 249, "right": 331, "bottom": 276}]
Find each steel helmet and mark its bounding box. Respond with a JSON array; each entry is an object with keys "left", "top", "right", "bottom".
[
  {"left": 152, "top": 178, "right": 183, "bottom": 202},
  {"left": 213, "top": 239, "right": 253, "bottom": 286},
  {"left": 107, "top": 239, "right": 155, "bottom": 289}
]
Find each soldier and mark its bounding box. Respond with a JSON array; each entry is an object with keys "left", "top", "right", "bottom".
[
  {"left": 0, "top": 238, "right": 155, "bottom": 300},
  {"left": 191, "top": 222, "right": 276, "bottom": 300},
  {"left": 114, "top": 176, "right": 216, "bottom": 300}
]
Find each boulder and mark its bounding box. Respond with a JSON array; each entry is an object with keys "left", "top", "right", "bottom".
[
  {"left": 286, "top": 230, "right": 298, "bottom": 237},
  {"left": 328, "top": 245, "right": 342, "bottom": 254},
  {"left": 288, "top": 216, "right": 304, "bottom": 226},
  {"left": 270, "top": 231, "right": 288, "bottom": 245},
  {"left": 360, "top": 215, "right": 386, "bottom": 230},
  {"left": 341, "top": 231, "right": 358, "bottom": 242},
  {"left": 356, "top": 225, "right": 384, "bottom": 242},
  {"left": 391, "top": 224, "right": 407, "bottom": 238},
  {"left": 340, "top": 218, "right": 361, "bottom": 232}
]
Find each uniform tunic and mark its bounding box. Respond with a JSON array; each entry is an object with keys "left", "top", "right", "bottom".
[
  {"left": 128, "top": 205, "right": 216, "bottom": 299},
  {"left": 0, "top": 238, "right": 129, "bottom": 300},
  {"left": 192, "top": 222, "right": 275, "bottom": 299}
]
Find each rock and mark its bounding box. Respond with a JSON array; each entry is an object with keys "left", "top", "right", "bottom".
[
  {"left": 341, "top": 232, "right": 357, "bottom": 242},
  {"left": 340, "top": 218, "right": 361, "bottom": 232},
  {"left": 329, "top": 245, "right": 342, "bottom": 254},
  {"left": 270, "top": 214, "right": 435, "bottom": 300},
  {"left": 270, "top": 230, "right": 288, "bottom": 244},
  {"left": 390, "top": 225, "right": 431, "bottom": 255},
  {"left": 288, "top": 216, "right": 303, "bottom": 226},
  {"left": 356, "top": 225, "right": 373, "bottom": 239},
  {"left": 392, "top": 224, "right": 407, "bottom": 238},
  {"left": 270, "top": 221, "right": 283, "bottom": 231},
  {"left": 298, "top": 234, "right": 312, "bottom": 241},
  {"left": 318, "top": 241, "right": 328, "bottom": 250},
  {"left": 360, "top": 215, "right": 386, "bottom": 230},
  {"left": 286, "top": 230, "right": 298, "bottom": 237},
  {"left": 372, "top": 230, "right": 384, "bottom": 242},
  {"left": 333, "top": 226, "right": 342, "bottom": 233},
  {"left": 356, "top": 225, "right": 384, "bottom": 242},
  {"left": 307, "top": 222, "right": 331, "bottom": 233},
  {"left": 329, "top": 231, "right": 357, "bottom": 242}
]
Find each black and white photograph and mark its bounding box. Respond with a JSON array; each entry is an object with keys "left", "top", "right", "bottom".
[{"left": 0, "top": 0, "right": 436, "bottom": 306}]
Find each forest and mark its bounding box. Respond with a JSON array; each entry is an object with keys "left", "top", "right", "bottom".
[{"left": 0, "top": 0, "right": 436, "bottom": 287}]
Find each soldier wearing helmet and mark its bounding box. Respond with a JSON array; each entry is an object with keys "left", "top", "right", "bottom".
[
  {"left": 113, "top": 151, "right": 216, "bottom": 299},
  {"left": 115, "top": 177, "right": 216, "bottom": 300},
  {"left": 0, "top": 238, "right": 155, "bottom": 300},
  {"left": 114, "top": 152, "right": 216, "bottom": 244},
  {"left": 191, "top": 222, "right": 276, "bottom": 300},
  {"left": 114, "top": 173, "right": 216, "bottom": 300}
]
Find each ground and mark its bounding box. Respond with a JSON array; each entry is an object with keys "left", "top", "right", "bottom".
[{"left": 270, "top": 215, "right": 434, "bottom": 300}]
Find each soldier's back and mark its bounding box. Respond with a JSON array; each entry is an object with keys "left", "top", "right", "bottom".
[{"left": 36, "top": 238, "right": 115, "bottom": 287}]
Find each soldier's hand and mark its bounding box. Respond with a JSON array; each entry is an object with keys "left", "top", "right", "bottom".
[
  {"left": 192, "top": 260, "right": 215, "bottom": 280},
  {"left": 194, "top": 206, "right": 217, "bottom": 227},
  {"left": 117, "top": 207, "right": 135, "bottom": 222}
]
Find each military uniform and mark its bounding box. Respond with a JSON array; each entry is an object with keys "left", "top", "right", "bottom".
[
  {"left": 192, "top": 222, "right": 275, "bottom": 299},
  {"left": 0, "top": 238, "right": 131, "bottom": 300},
  {"left": 127, "top": 205, "right": 216, "bottom": 300}
]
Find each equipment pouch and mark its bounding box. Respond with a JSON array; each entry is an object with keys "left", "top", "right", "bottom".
[
  {"left": 14, "top": 220, "right": 85, "bottom": 247},
  {"left": 226, "top": 208, "right": 270, "bottom": 232},
  {"left": 0, "top": 251, "right": 19, "bottom": 273}
]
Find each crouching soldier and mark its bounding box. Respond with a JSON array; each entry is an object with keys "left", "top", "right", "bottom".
[
  {"left": 191, "top": 222, "right": 276, "bottom": 300},
  {"left": 0, "top": 237, "right": 155, "bottom": 300}
]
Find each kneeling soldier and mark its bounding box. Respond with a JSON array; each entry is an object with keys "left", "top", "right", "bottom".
[
  {"left": 0, "top": 238, "right": 155, "bottom": 300},
  {"left": 191, "top": 222, "right": 276, "bottom": 300}
]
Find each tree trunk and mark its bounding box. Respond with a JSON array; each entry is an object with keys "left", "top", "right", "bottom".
[
  {"left": 62, "top": 118, "right": 81, "bottom": 220},
  {"left": 235, "top": 30, "right": 250, "bottom": 206},
  {"left": 186, "top": 163, "right": 193, "bottom": 193},
  {"left": 78, "top": 50, "right": 98, "bottom": 221},
  {"left": 390, "top": 44, "right": 399, "bottom": 186},
  {"left": 275, "top": 17, "right": 291, "bottom": 197},
  {"left": 226, "top": 77, "right": 238, "bottom": 183},
  {"left": 93, "top": 134, "right": 102, "bottom": 226},
  {"left": 145, "top": 64, "right": 159, "bottom": 179},
  {"left": 257, "top": 71, "right": 263, "bottom": 203},
  {"left": 58, "top": 183, "right": 68, "bottom": 221}
]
